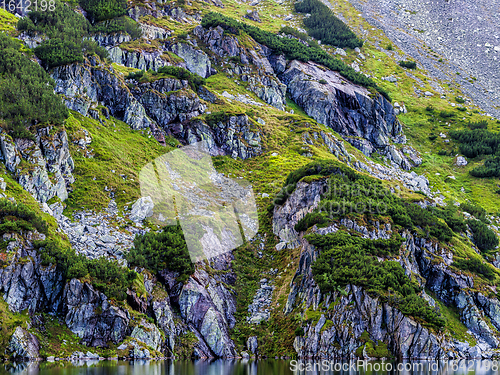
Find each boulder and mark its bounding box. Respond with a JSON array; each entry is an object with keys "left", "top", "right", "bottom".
[
  {"left": 131, "top": 320, "right": 163, "bottom": 351},
  {"left": 170, "top": 42, "right": 212, "bottom": 78},
  {"left": 7, "top": 327, "right": 40, "bottom": 360},
  {"left": 244, "top": 10, "right": 261, "bottom": 22},
  {"left": 455, "top": 156, "right": 468, "bottom": 166},
  {"left": 130, "top": 196, "right": 154, "bottom": 222},
  {"left": 247, "top": 336, "right": 258, "bottom": 356},
  {"left": 63, "top": 279, "right": 130, "bottom": 347}
]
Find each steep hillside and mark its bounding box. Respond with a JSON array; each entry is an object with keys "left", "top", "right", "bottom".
[{"left": 0, "top": 0, "right": 500, "bottom": 361}]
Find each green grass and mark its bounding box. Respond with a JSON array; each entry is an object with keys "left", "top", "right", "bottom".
[
  {"left": 0, "top": 9, "right": 17, "bottom": 32},
  {"left": 322, "top": 0, "right": 500, "bottom": 214},
  {"left": 63, "top": 111, "right": 172, "bottom": 213},
  {"left": 0, "top": 299, "right": 30, "bottom": 356},
  {"left": 432, "top": 293, "right": 477, "bottom": 346}
]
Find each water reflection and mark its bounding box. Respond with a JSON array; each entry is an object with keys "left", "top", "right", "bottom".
[{"left": 2, "top": 360, "right": 500, "bottom": 375}]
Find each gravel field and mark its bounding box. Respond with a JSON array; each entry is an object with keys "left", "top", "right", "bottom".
[{"left": 346, "top": 0, "right": 500, "bottom": 118}]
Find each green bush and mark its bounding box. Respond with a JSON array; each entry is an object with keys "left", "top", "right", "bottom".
[
  {"left": 460, "top": 202, "right": 487, "bottom": 222},
  {"left": 449, "top": 128, "right": 500, "bottom": 158},
  {"left": 126, "top": 70, "right": 145, "bottom": 80},
  {"left": 92, "top": 16, "right": 142, "bottom": 38},
  {"left": 18, "top": 0, "right": 138, "bottom": 67},
  {"left": 439, "top": 110, "right": 454, "bottom": 119},
  {"left": 157, "top": 65, "right": 206, "bottom": 90},
  {"left": 294, "top": 0, "right": 362, "bottom": 49},
  {"left": 0, "top": 34, "right": 68, "bottom": 138},
  {"left": 279, "top": 160, "right": 455, "bottom": 243},
  {"left": 470, "top": 157, "right": 500, "bottom": 178},
  {"left": 126, "top": 225, "right": 194, "bottom": 282},
  {"left": 453, "top": 257, "right": 495, "bottom": 281},
  {"left": 467, "top": 219, "right": 499, "bottom": 252},
  {"left": 17, "top": 0, "right": 90, "bottom": 40},
  {"left": 36, "top": 238, "right": 136, "bottom": 301},
  {"left": 79, "top": 0, "right": 127, "bottom": 23},
  {"left": 35, "top": 38, "right": 84, "bottom": 68},
  {"left": 309, "top": 231, "right": 445, "bottom": 330},
  {"left": 280, "top": 26, "right": 319, "bottom": 48},
  {"left": 205, "top": 111, "right": 228, "bottom": 127},
  {"left": 468, "top": 120, "right": 487, "bottom": 130},
  {"left": 0, "top": 199, "right": 48, "bottom": 234},
  {"left": 201, "top": 13, "right": 389, "bottom": 100},
  {"left": 82, "top": 39, "right": 110, "bottom": 60},
  {"left": 433, "top": 206, "right": 467, "bottom": 233},
  {"left": 398, "top": 60, "right": 417, "bottom": 69},
  {"left": 295, "top": 212, "right": 329, "bottom": 232}
]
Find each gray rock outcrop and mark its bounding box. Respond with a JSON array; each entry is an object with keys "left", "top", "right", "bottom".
[
  {"left": 281, "top": 60, "right": 402, "bottom": 158},
  {"left": 0, "top": 128, "right": 74, "bottom": 203},
  {"left": 274, "top": 179, "right": 500, "bottom": 359},
  {"left": 63, "top": 279, "right": 130, "bottom": 346},
  {"left": 6, "top": 327, "right": 40, "bottom": 360}
]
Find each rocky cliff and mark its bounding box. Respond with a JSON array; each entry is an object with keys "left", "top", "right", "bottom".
[
  {"left": 1, "top": 4, "right": 491, "bottom": 362},
  {"left": 274, "top": 180, "right": 500, "bottom": 359},
  {"left": 0, "top": 225, "right": 239, "bottom": 359},
  {"left": 0, "top": 127, "right": 74, "bottom": 203}
]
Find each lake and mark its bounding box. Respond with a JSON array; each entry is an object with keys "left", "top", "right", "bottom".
[{"left": 2, "top": 359, "right": 500, "bottom": 375}]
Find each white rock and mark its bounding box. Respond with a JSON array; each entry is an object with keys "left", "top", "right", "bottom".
[
  {"left": 455, "top": 156, "right": 468, "bottom": 166},
  {"left": 130, "top": 196, "right": 154, "bottom": 222}
]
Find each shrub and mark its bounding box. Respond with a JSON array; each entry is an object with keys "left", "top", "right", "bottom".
[
  {"left": 470, "top": 157, "right": 500, "bottom": 178},
  {"left": 17, "top": 0, "right": 90, "bottom": 40},
  {"left": 386, "top": 43, "right": 393, "bottom": 50},
  {"left": 433, "top": 206, "right": 467, "bottom": 233},
  {"left": 157, "top": 65, "right": 205, "bottom": 90},
  {"left": 201, "top": 13, "right": 389, "bottom": 100},
  {"left": 455, "top": 96, "right": 466, "bottom": 104},
  {"left": 18, "top": 0, "right": 123, "bottom": 66},
  {"left": 88, "top": 257, "right": 136, "bottom": 300},
  {"left": 294, "top": 0, "right": 362, "bottom": 49},
  {"left": 467, "top": 219, "right": 499, "bottom": 252},
  {"left": 79, "top": 0, "right": 127, "bottom": 23},
  {"left": 0, "top": 199, "right": 48, "bottom": 234},
  {"left": 295, "top": 212, "right": 329, "bottom": 232},
  {"left": 277, "top": 160, "right": 455, "bottom": 243},
  {"left": 453, "top": 257, "right": 495, "bottom": 281},
  {"left": 126, "top": 225, "right": 194, "bottom": 281},
  {"left": 92, "top": 16, "right": 142, "bottom": 38},
  {"left": 439, "top": 110, "right": 454, "bottom": 118},
  {"left": 309, "top": 231, "right": 445, "bottom": 330},
  {"left": 126, "top": 70, "right": 145, "bottom": 80},
  {"left": 36, "top": 238, "right": 136, "bottom": 300},
  {"left": 82, "top": 39, "right": 109, "bottom": 60},
  {"left": 449, "top": 129, "right": 500, "bottom": 158},
  {"left": 280, "top": 26, "right": 319, "bottom": 48},
  {"left": 0, "top": 33, "right": 69, "bottom": 137},
  {"left": 205, "top": 111, "right": 227, "bottom": 127},
  {"left": 319, "top": 79, "right": 327, "bottom": 84},
  {"left": 294, "top": 327, "right": 304, "bottom": 336},
  {"left": 460, "top": 202, "right": 487, "bottom": 222},
  {"left": 35, "top": 38, "right": 84, "bottom": 68},
  {"left": 398, "top": 60, "right": 417, "bottom": 69}
]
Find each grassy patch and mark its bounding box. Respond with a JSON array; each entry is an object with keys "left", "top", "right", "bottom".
[
  {"left": 64, "top": 111, "right": 170, "bottom": 212},
  {"left": 0, "top": 8, "right": 17, "bottom": 32}
]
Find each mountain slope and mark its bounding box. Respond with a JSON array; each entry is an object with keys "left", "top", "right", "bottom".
[{"left": 0, "top": 0, "right": 500, "bottom": 361}]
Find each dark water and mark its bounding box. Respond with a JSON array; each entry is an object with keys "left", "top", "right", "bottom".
[{"left": 2, "top": 360, "right": 500, "bottom": 375}]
